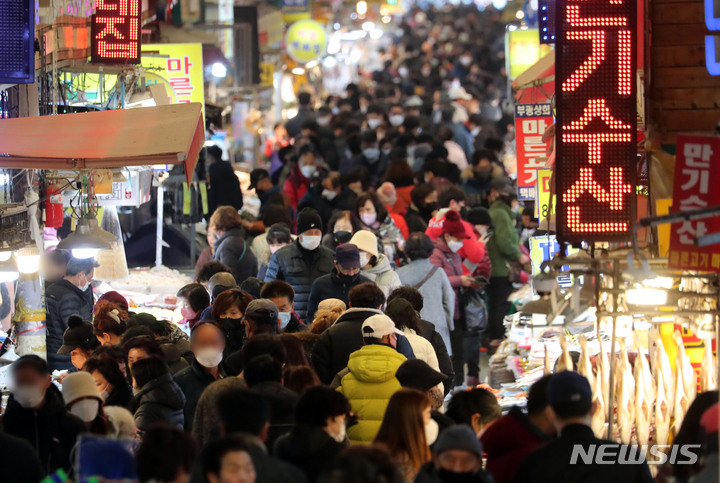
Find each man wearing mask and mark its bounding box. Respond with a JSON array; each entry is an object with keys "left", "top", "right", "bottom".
[
  {"left": 359, "top": 130, "right": 389, "bottom": 187},
  {"left": 4, "top": 355, "right": 85, "bottom": 475},
  {"left": 461, "top": 150, "right": 503, "bottom": 208},
  {"left": 46, "top": 256, "right": 97, "bottom": 371},
  {"left": 174, "top": 321, "right": 227, "bottom": 430},
  {"left": 306, "top": 244, "right": 371, "bottom": 321},
  {"left": 388, "top": 104, "right": 406, "bottom": 128},
  {"left": 264, "top": 208, "right": 334, "bottom": 322},
  {"left": 260, "top": 280, "right": 306, "bottom": 333},
  {"left": 415, "top": 425, "right": 494, "bottom": 483},
  {"left": 284, "top": 145, "right": 319, "bottom": 210},
  {"left": 286, "top": 92, "right": 315, "bottom": 139}
]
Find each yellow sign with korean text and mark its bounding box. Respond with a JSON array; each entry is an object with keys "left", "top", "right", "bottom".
[
  {"left": 506, "top": 29, "right": 552, "bottom": 79},
  {"left": 285, "top": 20, "right": 327, "bottom": 64},
  {"left": 535, "top": 168, "right": 555, "bottom": 220},
  {"left": 141, "top": 43, "right": 205, "bottom": 122}
]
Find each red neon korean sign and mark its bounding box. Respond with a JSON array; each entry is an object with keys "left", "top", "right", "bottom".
[
  {"left": 555, "top": 0, "right": 636, "bottom": 243},
  {"left": 91, "top": 0, "right": 142, "bottom": 64}
]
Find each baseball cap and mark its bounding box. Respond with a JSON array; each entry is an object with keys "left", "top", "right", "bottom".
[
  {"left": 58, "top": 315, "right": 100, "bottom": 354},
  {"left": 244, "top": 299, "right": 279, "bottom": 325},
  {"left": 335, "top": 244, "right": 360, "bottom": 270},
  {"left": 491, "top": 176, "right": 515, "bottom": 197},
  {"left": 361, "top": 314, "right": 402, "bottom": 339},
  {"left": 433, "top": 425, "right": 483, "bottom": 456},
  {"left": 449, "top": 86, "right": 472, "bottom": 101},
  {"left": 546, "top": 370, "right": 592, "bottom": 406},
  {"left": 248, "top": 169, "right": 270, "bottom": 191}
]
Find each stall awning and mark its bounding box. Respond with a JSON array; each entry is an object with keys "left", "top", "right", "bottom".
[
  {"left": 512, "top": 50, "right": 555, "bottom": 105},
  {"left": 0, "top": 103, "right": 204, "bottom": 183}
]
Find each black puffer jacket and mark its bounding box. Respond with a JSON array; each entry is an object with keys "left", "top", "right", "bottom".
[
  {"left": 306, "top": 271, "right": 371, "bottom": 322},
  {"left": 310, "top": 308, "right": 382, "bottom": 384},
  {"left": 213, "top": 227, "right": 258, "bottom": 284},
  {"left": 45, "top": 279, "right": 94, "bottom": 371},
  {"left": 2, "top": 384, "right": 85, "bottom": 475},
  {"left": 274, "top": 423, "right": 347, "bottom": 482},
  {"left": 131, "top": 372, "right": 186, "bottom": 433},
  {"left": 264, "top": 239, "right": 334, "bottom": 322}
]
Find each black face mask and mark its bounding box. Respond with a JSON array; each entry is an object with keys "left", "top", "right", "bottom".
[
  {"left": 419, "top": 202, "right": 438, "bottom": 220},
  {"left": 436, "top": 469, "right": 480, "bottom": 483},
  {"left": 334, "top": 231, "right": 352, "bottom": 244},
  {"left": 337, "top": 272, "right": 359, "bottom": 284},
  {"left": 474, "top": 168, "right": 492, "bottom": 181},
  {"left": 217, "top": 316, "right": 243, "bottom": 328}
]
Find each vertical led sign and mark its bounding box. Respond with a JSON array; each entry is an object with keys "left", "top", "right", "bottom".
[
  {"left": 555, "top": 0, "right": 636, "bottom": 243},
  {"left": 91, "top": 0, "right": 142, "bottom": 64}
]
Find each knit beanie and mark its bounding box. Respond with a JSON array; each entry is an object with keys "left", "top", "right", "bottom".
[
  {"left": 442, "top": 211, "right": 469, "bottom": 239},
  {"left": 297, "top": 208, "right": 322, "bottom": 234},
  {"left": 62, "top": 371, "right": 102, "bottom": 406}
]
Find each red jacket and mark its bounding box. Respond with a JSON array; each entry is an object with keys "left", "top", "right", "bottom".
[
  {"left": 426, "top": 208, "right": 487, "bottom": 268},
  {"left": 481, "top": 407, "right": 549, "bottom": 483},
  {"left": 283, "top": 166, "right": 309, "bottom": 210}
]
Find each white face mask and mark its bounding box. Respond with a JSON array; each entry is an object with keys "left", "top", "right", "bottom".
[
  {"left": 300, "top": 235, "right": 321, "bottom": 251},
  {"left": 475, "top": 226, "right": 488, "bottom": 237},
  {"left": 367, "top": 118, "right": 382, "bottom": 130},
  {"left": 70, "top": 399, "right": 100, "bottom": 423},
  {"left": 99, "top": 384, "right": 111, "bottom": 402},
  {"left": 269, "top": 244, "right": 284, "bottom": 254},
  {"left": 361, "top": 213, "right": 377, "bottom": 226},
  {"left": 79, "top": 273, "right": 91, "bottom": 292},
  {"left": 300, "top": 165, "right": 316, "bottom": 179},
  {"left": 278, "top": 312, "right": 292, "bottom": 329},
  {"left": 360, "top": 105, "right": 368, "bottom": 114},
  {"left": 447, "top": 240, "right": 464, "bottom": 253},
  {"left": 363, "top": 148, "right": 380, "bottom": 162},
  {"left": 425, "top": 418, "right": 439, "bottom": 445},
  {"left": 329, "top": 421, "right": 346, "bottom": 443},
  {"left": 471, "top": 127, "right": 481, "bottom": 137},
  {"left": 196, "top": 347, "right": 223, "bottom": 368},
  {"left": 322, "top": 189, "right": 338, "bottom": 201},
  {"left": 389, "top": 115, "right": 405, "bottom": 127},
  {"left": 13, "top": 385, "right": 45, "bottom": 409},
  {"left": 317, "top": 116, "right": 331, "bottom": 127},
  {"left": 358, "top": 252, "right": 371, "bottom": 268}
]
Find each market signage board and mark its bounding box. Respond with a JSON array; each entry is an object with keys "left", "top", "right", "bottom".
[
  {"left": 0, "top": 0, "right": 34, "bottom": 84},
  {"left": 535, "top": 168, "right": 555, "bottom": 219},
  {"left": 515, "top": 104, "right": 554, "bottom": 200},
  {"left": 668, "top": 135, "right": 720, "bottom": 271},
  {"left": 141, "top": 44, "right": 205, "bottom": 118},
  {"left": 91, "top": 0, "right": 142, "bottom": 64},
  {"left": 529, "top": 235, "right": 579, "bottom": 288},
  {"left": 555, "top": 0, "right": 637, "bottom": 244}
]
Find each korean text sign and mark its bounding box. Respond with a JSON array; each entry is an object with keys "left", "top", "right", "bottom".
[
  {"left": 91, "top": 0, "right": 141, "bottom": 63},
  {"left": 555, "top": 0, "right": 636, "bottom": 243},
  {"left": 141, "top": 44, "right": 205, "bottom": 120},
  {"left": 515, "top": 104, "right": 553, "bottom": 200},
  {"left": 668, "top": 135, "right": 720, "bottom": 271}
]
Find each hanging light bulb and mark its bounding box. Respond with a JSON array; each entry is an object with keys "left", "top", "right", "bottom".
[
  {"left": 0, "top": 244, "right": 12, "bottom": 262},
  {"left": 57, "top": 219, "right": 113, "bottom": 259},
  {"left": 16, "top": 246, "right": 40, "bottom": 274}
]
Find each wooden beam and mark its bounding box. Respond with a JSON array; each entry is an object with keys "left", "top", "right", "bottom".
[
  {"left": 652, "top": 67, "right": 720, "bottom": 88},
  {"left": 651, "top": 24, "right": 710, "bottom": 45},
  {"left": 653, "top": 88, "right": 720, "bottom": 109},
  {"left": 651, "top": 2, "right": 705, "bottom": 24},
  {"left": 651, "top": 45, "right": 706, "bottom": 68},
  {"left": 656, "top": 109, "right": 720, "bottom": 131}
]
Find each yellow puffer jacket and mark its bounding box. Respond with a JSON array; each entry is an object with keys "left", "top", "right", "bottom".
[{"left": 337, "top": 344, "right": 406, "bottom": 443}]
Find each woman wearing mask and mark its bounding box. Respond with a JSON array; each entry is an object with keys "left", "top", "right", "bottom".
[
  {"left": 174, "top": 321, "right": 227, "bottom": 430},
  {"left": 274, "top": 386, "right": 351, "bottom": 482},
  {"left": 130, "top": 356, "right": 185, "bottom": 435},
  {"left": 349, "top": 230, "right": 401, "bottom": 297},
  {"left": 211, "top": 288, "right": 254, "bottom": 356},
  {"left": 209, "top": 206, "right": 258, "bottom": 284},
  {"left": 61, "top": 371, "right": 113, "bottom": 435},
  {"left": 58, "top": 315, "right": 100, "bottom": 370},
  {"left": 258, "top": 223, "right": 293, "bottom": 280},
  {"left": 321, "top": 210, "right": 363, "bottom": 251},
  {"left": 93, "top": 300, "right": 128, "bottom": 346},
  {"left": 83, "top": 356, "right": 133, "bottom": 408},
  {"left": 284, "top": 144, "right": 318, "bottom": 210},
  {"left": 355, "top": 193, "right": 405, "bottom": 263},
  {"left": 373, "top": 389, "right": 433, "bottom": 483},
  {"left": 430, "top": 211, "right": 477, "bottom": 388}
]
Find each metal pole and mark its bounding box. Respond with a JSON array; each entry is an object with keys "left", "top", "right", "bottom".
[
  {"left": 156, "top": 185, "right": 163, "bottom": 267},
  {"left": 606, "top": 259, "right": 619, "bottom": 440}
]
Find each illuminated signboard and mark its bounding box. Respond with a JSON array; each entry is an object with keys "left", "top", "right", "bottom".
[
  {"left": 538, "top": 0, "right": 557, "bottom": 43},
  {"left": 91, "top": 0, "right": 142, "bottom": 64},
  {"left": 515, "top": 103, "right": 554, "bottom": 200},
  {"left": 0, "top": 0, "right": 34, "bottom": 84},
  {"left": 555, "top": 0, "right": 636, "bottom": 243},
  {"left": 706, "top": 0, "right": 720, "bottom": 74}
]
